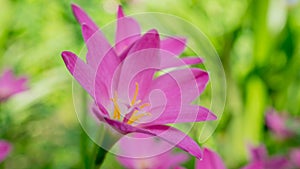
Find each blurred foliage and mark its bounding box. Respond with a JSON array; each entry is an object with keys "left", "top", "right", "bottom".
[{"left": 0, "top": 0, "right": 300, "bottom": 168}]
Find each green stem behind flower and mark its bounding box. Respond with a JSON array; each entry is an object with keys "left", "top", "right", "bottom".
[
  {"left": 79, "top": 88, "right": 90, "bottom": 169},
  {"left": 92, "top": 126, "right": 121, "bottom": 169},
  {"left": 94, "top": 146, "right": 107, "bottom": 169}
]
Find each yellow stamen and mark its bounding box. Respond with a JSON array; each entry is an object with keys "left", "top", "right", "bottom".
[
  {"left": 139, "top": 103, "right": 151, "bottom": 109},
  {"left": 111, "top": 92, "right": 121, "bottom": 120},
  {"left": 130, "top": 82, "right": 139, "bottom": 106},
  {"left": 127, "top": 110, "right": 151, "bottom": 125}
]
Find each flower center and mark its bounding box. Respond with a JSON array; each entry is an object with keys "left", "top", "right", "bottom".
[{"left": 111, "top": 82, "right": 151, "bottom": 125}]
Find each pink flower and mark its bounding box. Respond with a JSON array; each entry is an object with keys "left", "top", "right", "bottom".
[
  {"left": 290, "top": 148, "right": 300, "bottom": 168},
  {"left": 195, "top": 148, "right": 226, "bottom": 169},
  {"left": 116, "top": 134, "right": 189, "bottom": 169},
  {"left": 61, "top": 4, "right": 216, "bottom": 159},
  {"left": 266, "top": 109, "right": 297, "bottom": 139},
  {"left": 0, "top": 140, "right": 11, "bottom": 163},
  {"left": 242, "top": 145, "right": 290, "bottom": 169},
  {"left": 0, "top": 69, "right": 28, "bottom": 102}
]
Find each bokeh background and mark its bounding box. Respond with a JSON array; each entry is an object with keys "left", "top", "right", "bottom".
[{"left": 0, "top": 0, "right": 300, "bottom": 168}]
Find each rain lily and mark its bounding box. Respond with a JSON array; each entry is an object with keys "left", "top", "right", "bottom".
[
  {"left": 116, "top": 133, "right": 189, "bottom": 169},
  {"left": 242, "top": 145, "right": 290, "bottom": 169},
  {"left": 195, "top": 148, "right": 226, "bottom": 169},
  {"left": 290, "top": 148, "right": 300, "bottom": 168},
  {"left": 266, "top": 109, "right": 298, "bottom": 139},
  {"left": 0, "top": 69, "right": 28, "bottom": 102},
  {"left": 0, "top": 140, "right": 11, "bottom": 163},
  {"left": 61, "top": 4, "right": 216, "bottom": 158}
]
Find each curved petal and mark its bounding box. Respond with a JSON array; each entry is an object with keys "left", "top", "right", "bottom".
[
  {"left": 142, "top": 125, "right": 203, "bottom": 159},
  {"left": 117, "top": 133, "right": 188, "bottom": 169},
  {"left": 140, "top": 105, "right": 216, "bottom": 126},
  {"left": 92, "top": 102, "right": 110, "bottom": 118},
  {"left": 149, "top": 68, "right": 208, "bottom": 107},
  {"left": 117, "top": 133, "right": 171, "bottom": 157},
  {"left": 115, "top": 30, "right": 160, "bottom": 102},
  {"left": 102, "top": 117, "right": 153, "bottom": 135},
  {"left": 160, "top": 57, "right": 204, "bottom": 69},
  {"left": 192, "top": 68, "right": 209, "bottom": 95},
  {"left": 82, "top": 24, "right": 119, "bottom": 70},
  {"left": 161, "top": 37, "right": 186, "bottom": 56},
  {"left": 117, "top": 150, "right": 187, "bottom": 169},
  {"left": 0, "top": 140, "right": 11, "bottom": 163},
  {"left": 82, "top": 25, "right": 121, "bottom": 106},
  {"left": 195, "top": 148, "right": 226, "bottom": 169},
  {"left": 142, "top": 68, "right": 208, "bottom": 124},
  {"left": 95, "top": 114, "right": 202, "bottom": 159},
  {"left": 62, "top": 51, "right": 111, "bottom": 105},
  {"left": 61, "top": 51, "right": 94, "bottom": 97},
  {"left": 128, "top": 29, "right": 160, "bottom": 54},
  {"left": 181, "top": 57, "right": 204, "bottom": 65},
  {"left": 71, "top": 3, "right": 98, "bottom": 31},
  {"left": 115, "top": 6, "right": 141, "bottom": 54}
]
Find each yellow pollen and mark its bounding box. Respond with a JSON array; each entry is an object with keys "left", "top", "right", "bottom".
[
  {"left": 130, "top": 82, "right": 139, "bottom": 106},
  {"left": 111, "top": 92, "right": 121, "bottom": 120},
  {"left": 127, "top": 110, "right": 151, "bottom": 125},
  {"left": 139, "top": 103, "right": 151, "bottom": 109},
  {"left": 110, "top": 82, "right": 151, "bottom": 124}
]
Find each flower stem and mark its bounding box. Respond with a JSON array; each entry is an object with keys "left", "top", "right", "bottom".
[
  {"left": 78, "top": 88, "right": 90, "bottom": 169},
  {"left": 91, "top": 127, "right": 121, "bottom": 169},
  {"left": 94, "top": 146, "right": 107, "bottom": 169}
]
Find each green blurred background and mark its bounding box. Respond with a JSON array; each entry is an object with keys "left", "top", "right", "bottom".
[{"left": 0, "top": 0, "right": 300, "bottom": 168}]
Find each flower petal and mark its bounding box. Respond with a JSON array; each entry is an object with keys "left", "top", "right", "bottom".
[
  {"left": 115, "top": 30, "right": 160, "bottom": 102},
  {"left": 265, "top": 156, "right": 290, "bottom": 169},
  {"left": 0, "top": 69, "right": 28, "bottom": 101},
  {"left": 117, "top": 138, "right": 188, "bottom": 169},
  {"left": 71, "top": 3, "right": 98, "bottom": 31},
  {"left": 128, "top": 29, "right": 160, "bottom": 54},
  {"left": 160, "top": 56, "right": 204, "bottom": 69},
  {"left": 81, "top": 24, "right": 119, "bottom": 71},
  {"left": 103, "top": 117, "right": 152, "bottom": 135},
  {"left": 195, "top": 148, "right": 226, "bottom": 169},
  {"left": 115, "top": 6, "right": 141, "bottom": 54},
  {"left": 161, "top": 37, "right": 187, "bottom": 56},
  {"left": 265, "top": 109, "right": 294, "bottom": 138},
  {"left": 142, "top": 125, "right": 203, "bottom": 159},
  {"left": 61, "top": 51, "right": 95, "bottom": 97},
  {"left": 149, "top": 68, "right": 209, "bottom": 106},
  {"left": 181, "top": 57, "right": 204, "bottom": 65},
  {"left": 82, "top": 24, "right": 121, "bottom": 105},
  {"left": 248, "top": 145, "right": 268, "bottom": 162},
  {"left": 0, "top": 140, "right": 11, "bottom": 163},
  {"left": 140, "top": 105, "right": 216, "bottom": 125},
  {"left": 117, "top": 133, "right": 170, "bottom": 157},
  {"left": 159, "top": 153, "right": 189, "bottom": 169},
  {"left": 245, "top": 145, "right": 290, "bottom": 169},
  {"left": 140, "top": 68, "right": 209, "bottom": 125},
  {"left": 96, "top": 114, "right": 202, "bottom": 159}
]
